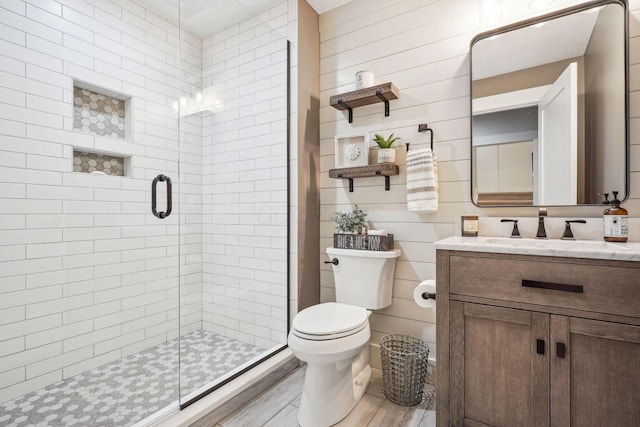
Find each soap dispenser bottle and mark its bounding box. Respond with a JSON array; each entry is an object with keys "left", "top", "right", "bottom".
[{"left": 603, "top": 191, "right": 628, "bottom": 242}]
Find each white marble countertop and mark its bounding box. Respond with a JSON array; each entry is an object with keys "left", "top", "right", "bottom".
[{"left": 434, "top": 236, "right": 640, "bottom": 262}]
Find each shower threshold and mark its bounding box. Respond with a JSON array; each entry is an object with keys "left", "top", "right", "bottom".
[{"left": 0, "top": 331, "right": 264, "bottom": 427}]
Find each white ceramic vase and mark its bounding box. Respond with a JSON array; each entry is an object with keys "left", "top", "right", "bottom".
[{"left": 377, "top": 148, "right": 395, "bottom": 164}]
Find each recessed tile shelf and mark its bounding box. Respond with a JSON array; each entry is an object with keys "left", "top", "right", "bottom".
[
  {"left": 329, "top": 163, "right": 399, "bottom": 192},
  {"left": 73, "top": 150, "right": 128, "bottom": 176},
  {"left": 329, "top": 82, "right": 399, "bottom": 123},
  {"left": 73, "top": 86, "right": 129, "bottom": 140}
]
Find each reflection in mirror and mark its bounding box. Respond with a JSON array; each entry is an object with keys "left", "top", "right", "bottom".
[{"left": 470, "top": 0, "right": 628, "bottom": 207}]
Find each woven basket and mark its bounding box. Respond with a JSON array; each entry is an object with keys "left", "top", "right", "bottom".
[{"left": 380, "top": 334, "right": 429, "bottom": 406}]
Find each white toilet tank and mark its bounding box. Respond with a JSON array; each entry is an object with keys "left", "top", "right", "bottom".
[{"left": 326, "top": 247, "right": 401, "bottom": 310}]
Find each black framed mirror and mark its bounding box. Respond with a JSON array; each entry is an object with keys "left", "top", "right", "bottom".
[{"left": 470, "top": 0, "right": 629, "bottom": 207}]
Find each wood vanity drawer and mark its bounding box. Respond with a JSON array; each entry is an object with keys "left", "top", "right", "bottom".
[{"left": 449, "top": 254, "right": 640, "bottom": 318}]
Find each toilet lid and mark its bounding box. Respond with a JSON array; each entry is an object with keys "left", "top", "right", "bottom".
[{"left": 292, "top": 302, "right": 368, "bottom": 338}]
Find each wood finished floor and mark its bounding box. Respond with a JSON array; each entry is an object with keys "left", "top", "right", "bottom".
[{"left": 213, "top": 366, "right": 436, "bottom": 427}]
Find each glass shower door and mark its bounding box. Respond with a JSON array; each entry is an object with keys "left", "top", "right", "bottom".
[{"left": 176, "top": 0, "right": 291, "bottom": 407}]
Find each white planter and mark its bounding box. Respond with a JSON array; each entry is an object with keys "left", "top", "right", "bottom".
[{"left": 378, "top": 148, "right": 396, "bottom": 164}]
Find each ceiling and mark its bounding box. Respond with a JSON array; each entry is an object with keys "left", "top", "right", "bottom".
[
  {"left": 138, "top": 0, "right": 352, "bottom": 38},
  {"left": 305, "top": 0, "right": 354, "bottom": 14}
]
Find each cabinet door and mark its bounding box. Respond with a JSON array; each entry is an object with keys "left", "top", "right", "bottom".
[
  {"left": 450, "top": 302, "right": 549, "bottom": 427},
  {"left": 551, "top": 316, "right": 640, "bottom": 427}
]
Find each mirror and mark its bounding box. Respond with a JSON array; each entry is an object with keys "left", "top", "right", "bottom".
[{"left": 470, "top": 0, "right": 628, "bottom": 207}]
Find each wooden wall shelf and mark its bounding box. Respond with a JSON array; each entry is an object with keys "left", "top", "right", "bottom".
[
  {"left": 329, "top": 82, "right": 399, "bottom": 123},
  {"left": 329, "top": 163, "right": 399, "bottom": 192}
]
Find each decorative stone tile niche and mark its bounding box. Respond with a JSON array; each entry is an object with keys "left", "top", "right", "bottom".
[
  {"left": 73, "top": 86, "right": 127, "bottom": 139},
  {"left": 73, "top": 151, "right": 126, "bottom": 176}
]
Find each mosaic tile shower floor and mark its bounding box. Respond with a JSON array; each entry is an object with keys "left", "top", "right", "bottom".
[{"left": 0, "top": 331, "right": 264, "bottom": 427}]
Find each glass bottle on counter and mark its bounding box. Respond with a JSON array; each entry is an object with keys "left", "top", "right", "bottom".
[{"left": 603, "top": 191, "right": 628, "bottom": 242}]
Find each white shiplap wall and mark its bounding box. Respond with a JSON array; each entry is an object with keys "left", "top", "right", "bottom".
[{"left": 319, "top": 0, "right": 640, "bottom": 367}]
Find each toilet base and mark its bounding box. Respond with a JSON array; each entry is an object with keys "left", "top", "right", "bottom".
[{"left": 297, "top": 345, "right": 371, "bottom": 427}]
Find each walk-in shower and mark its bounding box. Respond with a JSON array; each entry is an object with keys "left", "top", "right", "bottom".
[{"left": 0, "top": 0, "right": 290, "bottom": 425}]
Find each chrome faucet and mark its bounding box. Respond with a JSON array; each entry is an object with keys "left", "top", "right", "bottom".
[{"left": 536, "top": 207, "right": 547, "bottom": 239}]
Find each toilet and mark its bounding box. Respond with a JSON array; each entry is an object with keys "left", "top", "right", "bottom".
[{"left": 288, "top": 247, "right": 401, "bottom": 427}]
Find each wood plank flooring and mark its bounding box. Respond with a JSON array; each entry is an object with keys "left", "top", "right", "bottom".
[{"left": 213, "top": 366, "right": 436, "bottom": 427}]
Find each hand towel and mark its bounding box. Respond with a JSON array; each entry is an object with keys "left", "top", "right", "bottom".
[{"left": 407, "top": 148, "right": 438, "bottom": 213}]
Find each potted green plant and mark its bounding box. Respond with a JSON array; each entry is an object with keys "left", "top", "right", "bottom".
[
  {"left": 332, "top": 204, "right": 367, "bottom": 234},
  {"left": 373, "top": 133, "right": 400, "bottom": 164}
]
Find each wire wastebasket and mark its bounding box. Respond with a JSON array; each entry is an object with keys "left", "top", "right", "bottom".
[{"left": 380, "top": 334, "right": 429, "bottom": 406}]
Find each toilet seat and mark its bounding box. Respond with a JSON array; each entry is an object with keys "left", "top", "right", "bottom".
[{"left": 292, "top": 302, "right": 369, "bottom": 341}]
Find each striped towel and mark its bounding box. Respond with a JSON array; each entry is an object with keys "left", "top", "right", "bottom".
[{"left": 407, "top": 148, "right": 438, "bottom": 213}]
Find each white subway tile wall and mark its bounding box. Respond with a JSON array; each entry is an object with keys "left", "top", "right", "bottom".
[
  {"left": 0, "top": 0, "right": 290, "bottom": 404},
  {"left": 0, "top": 0, "right": 186, "bottom": 404},
  {"left": 319, "top": 0, "right": 640, "bottom": 368},
  {"left": 200, "top": 2, "right": 289, "bottom": 350}
]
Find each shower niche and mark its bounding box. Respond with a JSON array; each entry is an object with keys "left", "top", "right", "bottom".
[
  {"left": 71, "top": 82, "right": 134, "bottom": 176},
  {"left": 72, "top": 150, "right": 128, "bottom": 176},
  {"left": 72, "top": 83, "right": 131, "bottom": 140}
]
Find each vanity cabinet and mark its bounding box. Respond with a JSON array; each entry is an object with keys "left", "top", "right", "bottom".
[{"left": 436, "top": 249, "right": 640, "bottom": 427}]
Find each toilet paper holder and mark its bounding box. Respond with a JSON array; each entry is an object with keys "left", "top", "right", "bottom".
[{"left": 414, "top": 280, "right": 436, "bottom": 308}]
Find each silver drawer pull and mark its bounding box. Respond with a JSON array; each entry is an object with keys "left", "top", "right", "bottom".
[{"left": 522, "top": 279, "right": 583, "bottom": 294}]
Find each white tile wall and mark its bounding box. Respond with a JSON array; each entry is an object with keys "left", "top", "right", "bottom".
[
  {"left": 200, "top": 1, "right": 290, "bottom": 350},
  {"left": 319, "top": 0, "right": 640, "bottom": 367},
  {"left": 0, "top": 0, "right": 293, "bottom": 405},
  {"left": 0, "top": 0, "right": 197, "bottom": 403}
]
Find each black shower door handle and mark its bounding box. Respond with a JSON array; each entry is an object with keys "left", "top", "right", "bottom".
[{"left": 151, "top": 174, "right": 172, "bottom": 219}]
